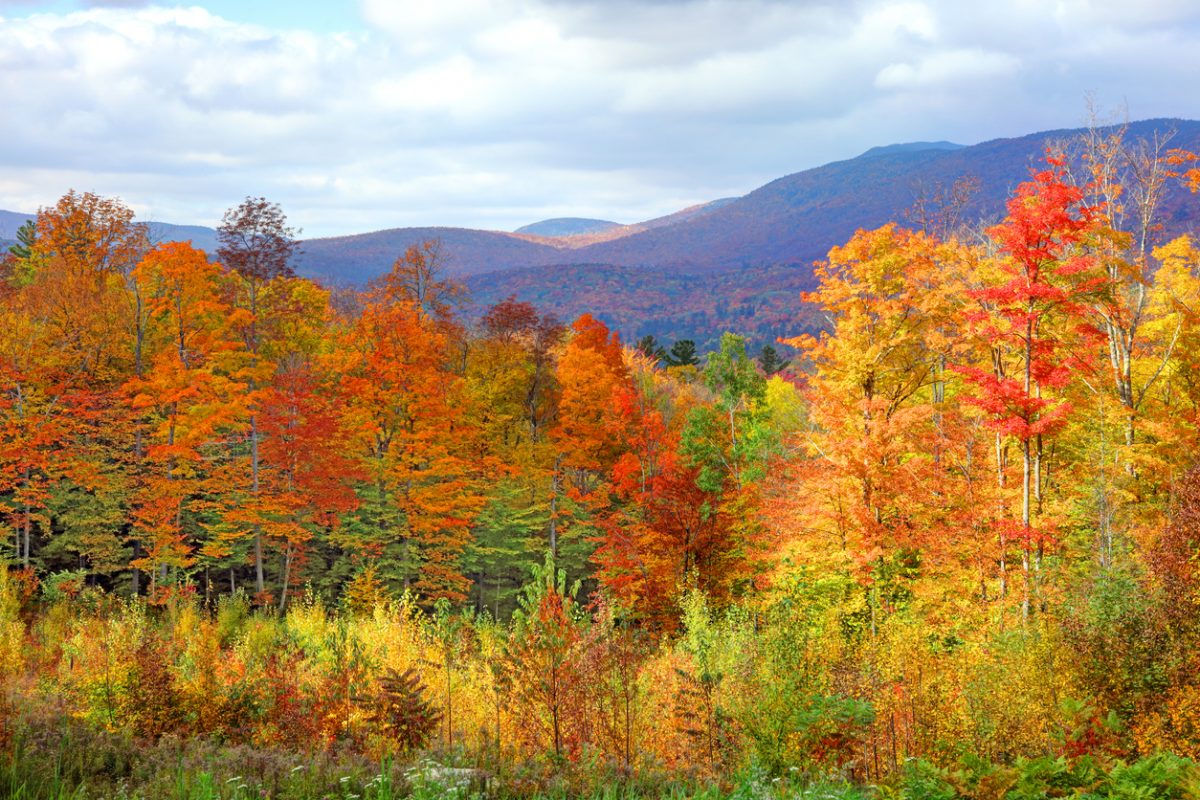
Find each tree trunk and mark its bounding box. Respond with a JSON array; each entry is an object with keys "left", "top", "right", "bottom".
[
  {"left": 548, "top": 455, "right": 563, "bottom": 561},
  {"left": 1021, "top": 320, "right": 1033, "bottom": 623},
  {"left": 996, "top": 432, "right": 1007, "bottom": 602},
  {"left": 278, "top": 544, "right": 292, "bottom": 613}
]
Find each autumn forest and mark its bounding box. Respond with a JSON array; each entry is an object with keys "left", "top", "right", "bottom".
[{"left": 5, "top": 124, "right": 1200, "bottom": 799}]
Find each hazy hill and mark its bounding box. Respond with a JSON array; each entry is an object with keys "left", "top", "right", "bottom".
[
  {"left": 287, "top": 119, "right": 1200, "bottom": 283},
  {"left": 515, "top": 218, "right": 621, "bottom": 236},
  {"left": 459, "top": 119, "right": 1200, "bottom": 348},
  {"left": 146, "top": 222, "right": 219, "bottom": 253},
  {"left": 859, "top": 141, "right": 965, "bottom": 158}
]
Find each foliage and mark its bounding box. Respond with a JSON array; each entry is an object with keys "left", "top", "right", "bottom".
[{"left": 4, "top": 135, "right": 1200, "bottom": 797}]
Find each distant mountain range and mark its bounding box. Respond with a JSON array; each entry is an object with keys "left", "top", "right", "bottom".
[{"left": 5, "top": 119, "right": 1200, "bottom": 349}]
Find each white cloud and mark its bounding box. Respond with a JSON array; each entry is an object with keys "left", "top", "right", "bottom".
[
  {"left": 0, "top": 0, "right": 1197, "bottom": 235},
  {"left": 875, "top": 49, "right": 1021, "bottom": 90}
]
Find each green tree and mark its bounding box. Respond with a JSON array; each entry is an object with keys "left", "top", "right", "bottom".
[
  {"left": 635, "top": 334, "right": 666, "bottom": 362},
  {"left": 757, "top": 344, "right": 788, "bottom": 375},
  {"left": 683, "top": 333, "right": 773, "bottom": 492},
  {"left": 504, "top": 554, "right": 584, "bottom": 760},
  {"left": 7, "top": 220, "right": 35, "bottom": 261},
  {"left": 665, "top": 339, "right": 699, "bottom": 367}
]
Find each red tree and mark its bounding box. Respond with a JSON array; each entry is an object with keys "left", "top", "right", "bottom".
[{"left": 956, "top": 157, "right": 1102, "bottom": 619}]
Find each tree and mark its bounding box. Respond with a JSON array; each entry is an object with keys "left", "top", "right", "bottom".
[
  {"left": 504, "top": 555, "right": 583, "bottom": 760},
  {"left": 216, "top": 197, "right": 299, "bottom": 285},
  {"left": 127, "top": 242, "right": 246, "bottom": 589},
  {"left": 599, "top": 418, "right": 744, "bottom": 615},
  {"left": 479, "top": 295, "right": 563, "bottom": 440},
  {"left": 341, "top": 261, "right": 483, "bottom": 602},
  {"left": 6, "top": 221, "right": 34, "bottom": 261},
  {"left": 636, "top": 334, "right": 667, "bottom": 362},
  {"left": 550, "top": 314, "right": 629, "bottom": 561},
  {"left": 6, "top": 221, "right": 36, "bottom": 285},
  {"left": 784, "top": 224, "right": 981, "bottom": 630},
  {"left": 683, "top": 332, "right": 771, "bottom": 492},
  {"left": 27, "top": 191, "right": 148, "bottom": 380},
  {"left": 375, "top": 240, "right": 465, "bottom": 325},
  {"left": 1065, "top": 125, "right": 1200, "bottom": 561},
  {"left": 0, "top": 192, "right": 148, "bottom": 576},
  {"left": 757, "top": 344, "right": 788, "bottom": 375},
  {"left": 217, "top": 197, "right": 298, "bottom": 598},
  {"left": 665, "top": 339, "right": 699, "bottom": 367},
  {"left": 257, "top": 360, "right": 361, "bottom": 610},
  {"left": 957, "top": 157, "right": 1102, "bottom": 620}
]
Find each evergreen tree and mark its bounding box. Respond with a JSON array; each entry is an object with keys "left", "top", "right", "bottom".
[
  {"left": 635, "top": 334, "right": 666, "bottom": 362},
  {"left": 665, "top": 339, "right": 699, "bottom": 367},
  {"left": 7, "top": 220, "right": 35, "bottom": 260},
  {"left": 757, "top": 344, "right": 788, "bottom": 375}
]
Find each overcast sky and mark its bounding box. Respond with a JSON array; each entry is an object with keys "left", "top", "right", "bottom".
[{"left": 1, "top": 0, "right": 1198, "bottom": 237}]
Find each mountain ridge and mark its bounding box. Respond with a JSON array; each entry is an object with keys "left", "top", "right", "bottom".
[{"left": 5, "top": 119, "right": 1199, "bottom": 348}]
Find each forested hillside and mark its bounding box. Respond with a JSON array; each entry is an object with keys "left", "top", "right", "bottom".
[
  {"left": 4, "top": 123, "right": 1200, "bottom": 799},
  {"left": 464, "top": 261, "right": 821, "bottom": 352}
]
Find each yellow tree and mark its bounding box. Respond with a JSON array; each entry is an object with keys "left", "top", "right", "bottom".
[{"left": 784, "top": 225, "right": 982, "bottom": 631}]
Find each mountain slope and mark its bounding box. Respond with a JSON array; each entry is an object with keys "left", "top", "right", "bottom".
[
  {"left": 147, "top": 222, "right": 219, "bottom": 253},
  {"left": 568, "top": 118, "right": 1200, "bottom": 273},
  {"left": 464, "top": 261, "right": 821, "bottom": 352},
  {"left": 0, "top": 211, "right": 33, "bottom": 239},
  {"left": 859, "top": 141, "right": 964, "bottom": 158},
  {"left": 287, "top": 118, "right": 1199, "bottom": 282}
]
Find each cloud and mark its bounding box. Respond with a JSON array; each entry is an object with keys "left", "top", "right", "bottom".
[
  {"left": 0, "top": 0, "right": 1197, "bottom": 235},
  {"left": 875, "top": 49, "right": 1021, "bottom": 90}
]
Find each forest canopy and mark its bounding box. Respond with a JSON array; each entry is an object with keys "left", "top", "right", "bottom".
[{"left": 4, "top": 125, "right": 1200, "bottom": 798}]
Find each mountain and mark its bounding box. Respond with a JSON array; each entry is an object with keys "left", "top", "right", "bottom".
[
  {"left": 292, "top": 227, "right": 568, "bottom": 286},
  {"left": 515, "top": 218, "right": 621, "bottom": 237},
  {"left": 464, "top": 262, "right": 822, "bottom": 353},
  {"left": 568, "top": 118, "right": 1200, "bottom": 273},
  {"left": 457, "top": 119, "right": 1200, "bottom": 348},
  {"left": 285, "top": 118, "right": 1200, "bottom": 284},
  {"left": 512, "top": 199, "right": 739, "bottom": 249}
]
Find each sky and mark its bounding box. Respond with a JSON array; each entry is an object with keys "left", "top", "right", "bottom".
[{"left": 1, "top": 0, "right": 1199, "bottom": 238}]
